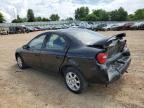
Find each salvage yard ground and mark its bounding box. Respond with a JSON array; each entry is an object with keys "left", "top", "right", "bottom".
[{"left": 0, "top": 30, "right": 144, "bottom": 108}]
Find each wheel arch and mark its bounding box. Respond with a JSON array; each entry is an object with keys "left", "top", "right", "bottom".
[
  {"left": 15, "top": 52, "right": 21, "bottom": 60},
  {"left": 60, "top": 64, "right": 86, "bottom": 80}
]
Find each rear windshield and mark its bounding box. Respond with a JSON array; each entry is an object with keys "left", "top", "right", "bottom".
[{"left": 69, "top": 29, "right": 105, "bottom": 45}]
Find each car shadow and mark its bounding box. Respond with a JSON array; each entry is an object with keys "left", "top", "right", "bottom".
[{"left": 10, "top": 64, "right": 126, "bottom": 107}]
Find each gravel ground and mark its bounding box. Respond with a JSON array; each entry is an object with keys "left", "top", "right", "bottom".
[{"left": 0, "top": 30, "right": 144, "bottom": 108}]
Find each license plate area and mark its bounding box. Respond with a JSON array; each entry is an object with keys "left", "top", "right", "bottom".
[{"left": 111, "top": 61, "right": 124, "bottom": 71}]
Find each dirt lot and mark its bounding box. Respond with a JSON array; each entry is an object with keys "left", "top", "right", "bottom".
[{"left": 0, "top": 30, "right": 144, "bottom": 108}]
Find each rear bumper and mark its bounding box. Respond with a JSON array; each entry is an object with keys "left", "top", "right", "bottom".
[
  {"left": 105, "top": 56, "right": 131, "bottom": 83},
  {"left": 87, "top": 54, "right": 131, "bottom": 84}
]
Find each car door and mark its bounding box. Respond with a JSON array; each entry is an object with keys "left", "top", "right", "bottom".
[
  {"left": 40, "top": 33, "right": 69, "bottom": 72},
  {"left": 22, "top": 33, "right": 47, "bottom": 67}
]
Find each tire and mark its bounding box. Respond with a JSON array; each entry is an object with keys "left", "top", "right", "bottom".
[
  {"left": 63, "top": 67, "right": 88, "bottom": 94},
  {"left": 16, "top": 55, "right": 27, "bottom": 69}
]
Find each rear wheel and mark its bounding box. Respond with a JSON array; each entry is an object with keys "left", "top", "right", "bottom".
[{"left": 63, "top": 67, "right": 88, "bottom": 94}]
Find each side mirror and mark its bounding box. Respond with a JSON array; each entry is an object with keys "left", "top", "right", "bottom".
[{"left": 23, "top": 44, "right": 29, "bottom": 49}]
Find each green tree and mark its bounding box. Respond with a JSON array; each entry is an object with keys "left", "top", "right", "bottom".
[
  {"left": 110, "top": 10, "right": 118, "bottom": 21},
  {"left": 50, "top": 14, "right": 60, "bottom": 21},
  {"left": 11, "top": 19, "right": 18, "bottom": 23},
  {"left": 35, "top": 17, "right": 49, "bottom": 21},
  {"left": 128, "top": 14, "right": 135, "bottom": 21},
  {"left": 65, "top": 17, "right": 73, "bottom": 21},
  {"left": 75, "top": 7, "right": 89, "bottom": 20},
  {"left": 35, "top": 17, "right": 42, "bottom": 21},
  {"left": 134, "top": 8, "right": 144, "bottom": 20},
  {"left": 27, "top": 9, "right": 35, "bottom": 22},
  {"left": 110, "top": 7, "right": 128, "bottom": 21},
  {"left": 117, "top": 7, "right": 128, "bottom": 21},
  {"left": 85, "top": 14, "right": 98, "bottom": 21},
  {"left": 42, "top": 17, "right": 49, "bottom": 21},
  {"left": 0, "top": 12, "right": 5, "bottom": 23},
  {"left": 92, "top": 9, "right": 109, "bottom": 21},
  {"left": 21, "top": 18, "right": 27, "bottom": 22},
  {"left": 11, "top": 15, "right": 24, "bottom": 23}
]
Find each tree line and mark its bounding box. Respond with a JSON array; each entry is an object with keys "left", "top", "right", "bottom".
[
  {"left": 0, "top": 7, "right": 144, "bottom": 23},
  {"left": 11, "top": 9, "right": 60, "bottom": 23},
  {"left": 75, "top": 7, "right": 144, "bottom": 21}
]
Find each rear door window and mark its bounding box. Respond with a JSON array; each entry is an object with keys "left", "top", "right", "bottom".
[{"left": 44, "top": 34, "right": 66, "bottom": 51}]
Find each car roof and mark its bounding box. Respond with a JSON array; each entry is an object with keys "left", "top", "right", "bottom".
[
  {"left": 44, "top": 28, "right": 86, "bottom": 39},
  {"left": 56, "top": 28, "right": 85, "bottom": 33},
  {"left": 44, "top": 28, "right": 84, "bottom": 33}
]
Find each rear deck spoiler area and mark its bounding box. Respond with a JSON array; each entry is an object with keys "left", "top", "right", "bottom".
[
  {"left": 115, "top": 33, "right": 126, "bottom": 39},
  {"left": 107, "top": 33, "right": 126, "bottom": 41},
  {"left": 88, "top": 33, "right": 126, "bottom": 49}
]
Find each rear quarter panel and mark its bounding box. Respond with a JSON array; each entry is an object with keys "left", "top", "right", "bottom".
[{"left": 61, "top": 46, "right": 104, "bottom": 81}]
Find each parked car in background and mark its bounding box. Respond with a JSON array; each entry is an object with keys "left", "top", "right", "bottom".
[
  {"left": 17, "top": 26, "right": 26, "bottom": 33},
  {"left": 34, "top": 27, "right": 41, "bottom": 31},
  {"left": 87, "top": 22, "right": 99, "bottom": 30},
  {"left": 0, "top": 27, "right": 9, "bottom": 35},
  {"left": 103, "top": 24, "right": 115, "bottom": 31},
  {"left": 122, "top": 22, "right": 134, "bottom": 30},
  {"left": 139, "top": 22, "right": 144, "bottom": 30},
  {"left": 130, "top": 22, "right": 141, "bottom": 30},
  {"left": 79, "top": 22, "right": 91, "bottom": 29},
  {"left": 15, "top": 28, "right": 131, "bottom": 94},
  {"left": 9, "top": 26, "right": 26, "bottom": 34},
  {"left": 110, "top": 23, "right": 125, "bottom": 31},
  {"left": 9, "top": 26, "right": 17, "bottom": 34},
  {"left": 25, "top": 26, "right": 35, "bottom": 32},
  {"left": 1, "top": 21, "right": 144, "bottom": 35},
  {"left": 95, "top": 24, "right": 107, "bottom": 31},
  {"left": 55, "top": 25, "right": 63, "bottom": 29},
  {"left": 69, "top": 23, "right": 79, "bottom": 28}
]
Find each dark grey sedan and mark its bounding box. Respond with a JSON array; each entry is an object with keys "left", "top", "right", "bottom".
[{"left": 15, "top": 28, "right": 131, "bottom": 93}]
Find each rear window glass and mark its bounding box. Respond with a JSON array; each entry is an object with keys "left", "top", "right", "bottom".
[{"left": 69, "top": 29, "right": 105, "bottom": 45}]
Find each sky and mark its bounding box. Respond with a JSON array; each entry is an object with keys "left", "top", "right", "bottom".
[{"left": 0, "top": 0, "right": 144, "bottom": 22}]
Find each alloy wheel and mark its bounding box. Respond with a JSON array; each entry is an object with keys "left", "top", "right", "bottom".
[{"left": 66, "top": 72, "right": 80, "bottom": 91}]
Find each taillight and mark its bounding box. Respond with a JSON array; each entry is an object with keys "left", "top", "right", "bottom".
[{"left": 96, "top": 53, "right": 107, "bottom": 64}]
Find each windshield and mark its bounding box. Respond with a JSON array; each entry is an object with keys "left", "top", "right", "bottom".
[{"left": 69, "top": 29, "right": 105, "bottom": 45}]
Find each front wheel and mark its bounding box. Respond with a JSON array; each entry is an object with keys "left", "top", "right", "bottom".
[
  {"left": 64, "top": 67, "right": 88, "bottom": 94},
  {"left": 16, "top": 55, "right": 27, "bottom": 69}
]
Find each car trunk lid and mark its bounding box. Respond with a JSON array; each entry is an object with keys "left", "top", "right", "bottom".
[{"left": 88, "top": 33, "right": 127, "bottom": 58}]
